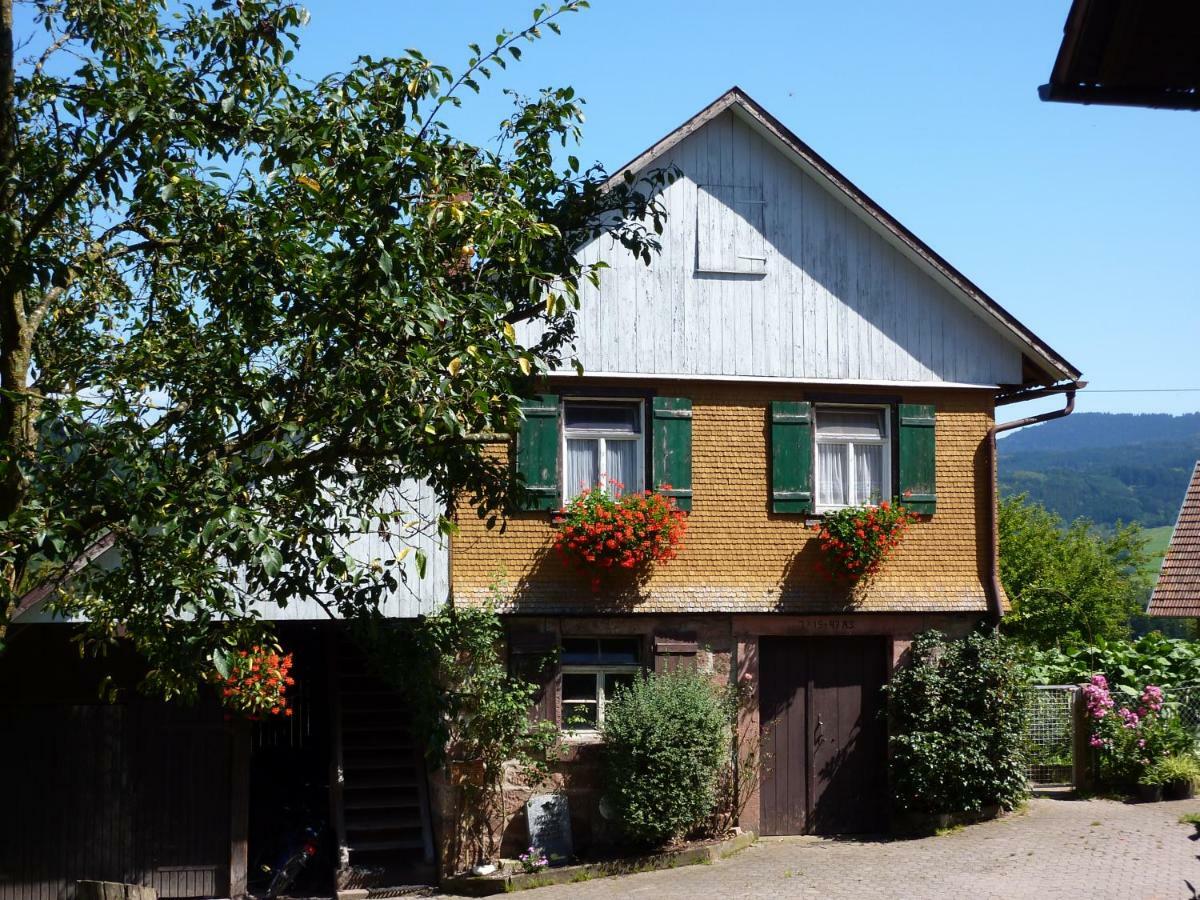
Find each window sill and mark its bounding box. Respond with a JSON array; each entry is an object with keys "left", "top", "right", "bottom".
[{"left": 560, "top": 730, "right": 604, "bottom": 745}]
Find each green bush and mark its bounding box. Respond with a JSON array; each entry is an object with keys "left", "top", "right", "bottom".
[
  {"left": 601, "top": 670, "right": 728, "bottom": 848},
  {"left": 1022, "top": 633, "right": 1200, "bottom": 693},
  {"left": 886, "top": 630, "right": 1029, "bottom": 816},
  {"left": 1142, "top": 753, "right": 1200, "bottom": 787}
]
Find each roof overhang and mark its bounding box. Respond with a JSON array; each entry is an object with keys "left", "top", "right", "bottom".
[
  {"left": 1040, "top": 0, "right": 1200, "bottom": 110},
  {"left": 603, "top": 88, "right": 1082, "bottom": 388}
]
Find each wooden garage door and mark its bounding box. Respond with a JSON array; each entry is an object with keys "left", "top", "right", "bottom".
[{"left": 758, "top": 637, "right": 888, "bottom": 835}]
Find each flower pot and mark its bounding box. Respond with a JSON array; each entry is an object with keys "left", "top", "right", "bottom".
[
  {"left": 1164, "top": 779, "right": 1196, "bottom": 801},
  {"left": 1135, "top": 782, "right": 1163, "bottom": 803}
]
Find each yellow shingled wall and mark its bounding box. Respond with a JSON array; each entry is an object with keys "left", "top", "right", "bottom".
[{"left": 452, "top": 381, "right": 994, "bottom": 614}]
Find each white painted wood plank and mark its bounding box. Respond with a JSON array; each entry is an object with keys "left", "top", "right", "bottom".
[{"left": 558, "top": 109, "right": 1024, "bottom": 386}]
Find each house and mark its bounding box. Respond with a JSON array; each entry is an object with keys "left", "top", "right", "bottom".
[
  {"left": 453, "top": 87, "right": 1081, "bottom": 848},
  {"left": 1040, "top": 0, "right": 1200, "bottom": 109},
  {"left": 0, "top": 88, "right": 1081, "bottom": 898},
  {"left": 1147, "top": 461, "right": 1200, "bottom": 617}
]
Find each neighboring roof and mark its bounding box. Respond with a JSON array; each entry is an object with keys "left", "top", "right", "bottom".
[
  {"left": 1148, "top": 461, "right": 1200, "bottom": 616},
  {"left": 1040, "top": 0, "right": 1200, "bottom": 110},
  {"left": 604, "top": 87, "right": 1082, "bottom": 387},
  {"left": 11, "top": 532, "right": 116, "bottom": 623}
]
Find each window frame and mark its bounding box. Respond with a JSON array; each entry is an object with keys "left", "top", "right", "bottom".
[
  {"left": 813, "top": 404, "right": 892, "bottom": 512},
  {"left": 558, "top": 636, "right": 643, "bottom": 735},
  {"left": 560, "top": 397, "right": 645, "bottom": 501}
]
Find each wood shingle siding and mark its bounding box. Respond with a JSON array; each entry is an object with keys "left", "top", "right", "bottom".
[{"left": 453, "top": 382, "right": 992, "bottom": 614}]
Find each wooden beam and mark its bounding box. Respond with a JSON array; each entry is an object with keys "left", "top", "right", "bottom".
[{"left": 228, "top": 721, "right": 251, "bottom": 900}]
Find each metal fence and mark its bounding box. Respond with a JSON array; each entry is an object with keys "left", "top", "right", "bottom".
[
  {"left": 1169, "top": 682, "right": 1200, "bottom": 738},
  {"left": 1025, "top": 685, "right": 1077, "bottom": 786}
]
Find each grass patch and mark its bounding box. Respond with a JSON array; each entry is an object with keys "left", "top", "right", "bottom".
[
  {"left": 1178, "top": 812, "right": 1200, "bottom": 827},
  {"left": 935, "top": 824, "right": 966, "bottom": 837}
]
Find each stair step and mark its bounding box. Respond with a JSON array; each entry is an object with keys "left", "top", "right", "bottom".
[
  {"left": 348, "top": 839, "right": 427, "bottom": 852},
  {"left": 347, "top": 821, "right": 426, "bottom": 836},
  {"left": 344, "top": 797, "right": 422, "bottom": 812},
  {"left": 343, "top": 776, "right": 419, "bottom": 790}
]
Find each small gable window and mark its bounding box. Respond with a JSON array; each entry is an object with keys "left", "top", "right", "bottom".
[
  {"left": 814, "top": 406, "right": 891, "bottom": 510},
  {"left": 696, "top": 184, "right": 767, "bottom": 275},
  {"left": 562, "top": 400, "right": 643, "bottom": 500}
]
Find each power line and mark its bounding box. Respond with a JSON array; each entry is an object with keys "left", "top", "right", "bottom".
[{"left": 1079, "top": 388, "right": 1200, "bottom": 394}]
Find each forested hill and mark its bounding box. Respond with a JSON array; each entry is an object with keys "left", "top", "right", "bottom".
[{"left": 998, "top": 412, "right": 1200, "bottom": 528}]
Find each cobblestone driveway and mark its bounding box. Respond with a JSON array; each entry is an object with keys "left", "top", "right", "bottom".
[{"left": 435, "top": 796, "right": 1200, "bottom": 900}]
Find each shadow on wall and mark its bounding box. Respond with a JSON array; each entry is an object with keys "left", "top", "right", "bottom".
[
  {"left": 776, "top": 540, "right": 859, "bottom": 612},
  {"left": 509, "top": 545, "right": 653, "bottom": 613}
]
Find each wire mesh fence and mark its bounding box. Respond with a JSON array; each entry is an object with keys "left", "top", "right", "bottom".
[
  {"left": 1169, "top": 682, "right": 1200, "bottom": 737},
  {"left": 1024, "top": 685, "right": 1076, "bottom": 786}
]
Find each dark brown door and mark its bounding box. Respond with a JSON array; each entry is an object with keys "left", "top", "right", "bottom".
[{"left": 759, "top": 637, "right": 887, "bottom": 835}]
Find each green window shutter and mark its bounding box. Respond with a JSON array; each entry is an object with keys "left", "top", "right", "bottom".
[
  {"left": 516, "top": 394, "right": 560, "bottom": 511},
  {"left": 770, "top": 401, "right": 813, "bottom": 514},
  {"left": 898, "top": 403, "right": 937, "bottom": 515},
  {"left": 652, "top": 397, "right": 693, "bottom": 511}
]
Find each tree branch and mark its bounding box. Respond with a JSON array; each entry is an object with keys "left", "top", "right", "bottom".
[{"left": 17, "top": 119, "right": 139, "bottom": 261}]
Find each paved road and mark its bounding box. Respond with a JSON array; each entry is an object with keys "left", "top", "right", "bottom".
[{"left": 432, "top": 796, "right": 1200, "bottom": 899}]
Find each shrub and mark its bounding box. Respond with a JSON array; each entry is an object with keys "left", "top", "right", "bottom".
[
  {"left": 886, "top": 630, "right": 1029, "bottom": 816},
  {"left": 601, "top": 670, "right": 728, "bottom": 848},
  {"left": 1142, "top": 753, "right": 1200, "bottom": 788},
  {"left": 1082, "top": 675, "right": 1192, "bottom": 788},
  {"left": 1022, "top": 634, "right": 1200, "bottom": 693}
]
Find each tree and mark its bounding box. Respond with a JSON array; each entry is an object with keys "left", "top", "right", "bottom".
[
  {"left": 0, "top": 0, "right": 670, "bottom": 699},
  {"left": 999, "top": 494, "right": 1151, "bottom": 647}
]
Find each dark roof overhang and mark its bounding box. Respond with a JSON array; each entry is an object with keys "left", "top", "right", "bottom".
[{"left": 1040, "top": 0, "right": 1200, "bottom": 110}]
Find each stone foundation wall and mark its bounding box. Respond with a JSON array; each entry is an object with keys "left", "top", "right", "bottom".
[{"left": 428, "top": 609, "right": 980, "bottom": 876}]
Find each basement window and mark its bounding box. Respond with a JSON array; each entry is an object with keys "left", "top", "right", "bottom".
[{"left": 560, "top": 637, "right": 641, "bottom": 731}]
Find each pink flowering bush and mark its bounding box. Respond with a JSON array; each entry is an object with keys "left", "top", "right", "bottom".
[{"left": 1082, "top": 675, "right": 1189, "bottom": 787}]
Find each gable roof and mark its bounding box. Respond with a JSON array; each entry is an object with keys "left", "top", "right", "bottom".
[
  {"left": 1148, "top": 461, "right": 1200, "bottom": 617},
  {"left": 604, "top": 88, "right": 1081, "bottom": 388}
]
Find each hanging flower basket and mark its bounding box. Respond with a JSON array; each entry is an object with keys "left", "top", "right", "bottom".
[
  {"left": 213, "top": 644, "right": 295, "bottom": 719},
  {"left": 814, "top": 500, "right": 915, "bottom": 582},
  {"left": 554, "top": 483, "right": 687, "bottom": 587}
]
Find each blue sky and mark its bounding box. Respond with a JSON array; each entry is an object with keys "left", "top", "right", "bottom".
[
  {"left": 292, "top": 0, "right": 1200, "bottom": 419},
  {"left": 26, "top": 0, "right": 1198, "bottom": 418}
]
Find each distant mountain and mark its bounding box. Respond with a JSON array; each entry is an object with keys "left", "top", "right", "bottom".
[
  {"left": 999, "top": 412, "right": 1200, "bottom": 454},
  {"left": 998, "top": 412, "right": 1200, "bottom": 528}
]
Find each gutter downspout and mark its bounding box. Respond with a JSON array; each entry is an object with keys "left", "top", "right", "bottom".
[{"left": 986, "top": 382, "right": 1083, "bottom": 628}]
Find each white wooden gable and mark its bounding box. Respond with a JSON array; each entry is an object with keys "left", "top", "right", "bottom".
[{"left": 521, "top": 90, "right": 1077, "bottom": 388}]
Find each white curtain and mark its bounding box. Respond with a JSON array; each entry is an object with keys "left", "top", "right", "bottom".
[
  {"left": 566, "top": 439, "right": 598, "bottom": 498},
  {"left": 818, "top": 443, "right": 847, "bottom": 507},
  {"left": 854, "top": 444, "right": 884, "bottom": 505},
  {"left": 605, "top": 440, "right": 638, "bottom": 495}
]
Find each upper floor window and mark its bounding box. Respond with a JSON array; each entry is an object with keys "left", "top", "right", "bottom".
[
  {"left": 563, "top": 400, "right": 643, "bottom": 499},
  {"left": 815, "top": 406, "right": 890, "bottom": 510}
]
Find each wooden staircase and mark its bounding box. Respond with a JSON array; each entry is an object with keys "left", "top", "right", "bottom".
[{"left": 333, "top": 646, "right": 435, "bottom": 890}]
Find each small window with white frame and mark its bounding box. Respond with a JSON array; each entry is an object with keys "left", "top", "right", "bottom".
[
  {"left": 562, "top": 400, "right": 643, "bottom": 500},
  {"left": 814, "top": 406, "right": 891, "bottom": 510},
  {"left": 560, "top": 637, "right": 642, "bottom": 732}
]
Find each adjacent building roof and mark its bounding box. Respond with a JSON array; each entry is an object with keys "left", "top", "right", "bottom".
[
  {"left": 604, "top": 87, "right": 1082, "bottom": 388},
  {"left": 1148, "top": 461, "right": 1200, "bottom": 616},
  {"left": 1040, "top": 0, "right": 1200, "bottom": 110}
]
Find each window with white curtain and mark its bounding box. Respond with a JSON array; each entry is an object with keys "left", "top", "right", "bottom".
[
  {"left": 562, "top": 401, "right": 643, "bottom": 500},
  {"left": 814, "top": 406, "right": 890, "bottom": 510}
]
